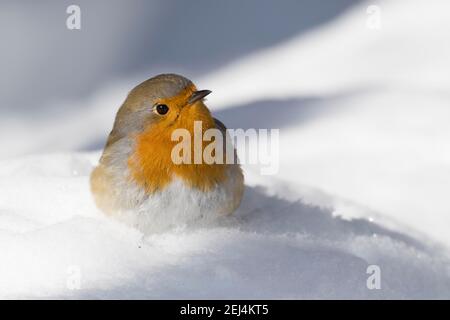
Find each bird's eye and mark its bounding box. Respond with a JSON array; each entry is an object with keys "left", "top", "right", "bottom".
[{"left": 155, "top": 104, "right": 169, "bottom": 115}]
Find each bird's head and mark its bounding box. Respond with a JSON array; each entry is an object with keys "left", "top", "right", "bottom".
[{"left": 114, "top": 73, "right": 215, "bottom": 137}]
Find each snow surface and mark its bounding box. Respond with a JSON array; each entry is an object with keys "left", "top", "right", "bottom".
[
  {"left": 1, "top": 153, "right": 449, "bottom": 299},
  {"left": 1, "top": 0, "right": 450, "bottom": 298}
]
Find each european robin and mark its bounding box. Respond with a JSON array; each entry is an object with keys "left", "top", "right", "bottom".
[{"left": 90, "top": 74, "right": 244, "bottom": 232}]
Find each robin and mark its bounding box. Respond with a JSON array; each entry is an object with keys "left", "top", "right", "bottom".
[{"left": 90, "top": 74, "right": 244, "bottom": 232}]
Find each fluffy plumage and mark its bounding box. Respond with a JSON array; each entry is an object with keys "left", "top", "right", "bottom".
[{"left": 90, "top": 74, "right": 244, "bottom": 232}]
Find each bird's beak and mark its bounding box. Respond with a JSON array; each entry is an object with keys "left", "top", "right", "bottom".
[{"left": 188, "top": 90, "right": 212, "bottom": 104}]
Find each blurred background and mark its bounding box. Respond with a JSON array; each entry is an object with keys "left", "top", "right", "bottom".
[{"left": 0, "top": 0, "right": 357, "bottom": 117}]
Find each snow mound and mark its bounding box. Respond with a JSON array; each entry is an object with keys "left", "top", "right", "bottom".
[
  {"left": 0, "top": 153, "right": 449, "bottom": 299},
  {"left": 201, "top": 0, "right": 450, "bottom": 245}
]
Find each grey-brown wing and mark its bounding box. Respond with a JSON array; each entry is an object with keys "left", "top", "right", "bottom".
[
  {"left": 214, "top": 118, "right": 227, "bottom": 134},
  {"left": 214, "top": 117, "right": 238, "bottom": 164}
]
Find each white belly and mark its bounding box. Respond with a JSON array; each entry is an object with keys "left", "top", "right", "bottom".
[{"left": 117, "top": 168, "right": 243, "bottom": 233}]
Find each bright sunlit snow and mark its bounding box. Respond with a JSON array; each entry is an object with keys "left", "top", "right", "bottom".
[{"left": 1, "top": 0, "right": 450, "bottom": 298}]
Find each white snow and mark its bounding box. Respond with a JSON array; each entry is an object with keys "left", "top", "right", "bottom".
[
  {"left": 1, "top": 153, "right": 449, "bottom": 299},
  {"left": 1, "top": 0, "right": 450, "bottom": 298}
]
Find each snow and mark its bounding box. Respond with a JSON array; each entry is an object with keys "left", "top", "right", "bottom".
[
  {"left": 1, "top": 153, "right": 449, "bottom": 299},
  {"left": 1, "top": 0, "right": 450, "bottom": 298}
]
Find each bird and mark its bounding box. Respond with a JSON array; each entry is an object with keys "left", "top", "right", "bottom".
[{"left": 90, "top": 74, "right": 244, "bottom": 232}]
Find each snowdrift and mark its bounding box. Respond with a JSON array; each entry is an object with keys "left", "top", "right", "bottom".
[{"left": 1, "top": 153, "right": 449, "bottom": 298}]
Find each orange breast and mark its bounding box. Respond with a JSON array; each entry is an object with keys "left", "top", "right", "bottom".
[{"left": 128, "top": 100, "right": 228, "bottom": 194}]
